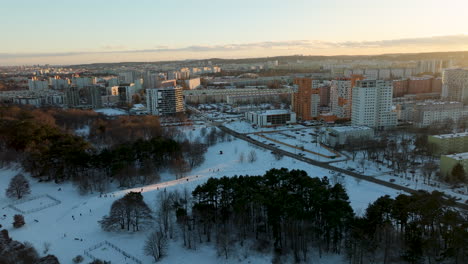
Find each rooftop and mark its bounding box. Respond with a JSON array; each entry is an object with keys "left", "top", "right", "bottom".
[
  {"left": 432, "top": 132, "right": 468, "bottom": 139},
  {"left": 445, "top": 152, "right": 468, "bottom": 160},
  {"left": 329, "top": 126, "right": 373, "bottom": 132},
  {"left": 251, "top": 109, "right": 292, "bottom": 116}
]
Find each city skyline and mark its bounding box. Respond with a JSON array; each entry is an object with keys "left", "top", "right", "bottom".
[{"left": 1, "top": 0, "right": 468, "bottom": 65}]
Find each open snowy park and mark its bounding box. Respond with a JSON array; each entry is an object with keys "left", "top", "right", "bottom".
[{"left": 0, "top": 125, "right": 411, "bottom": 263}]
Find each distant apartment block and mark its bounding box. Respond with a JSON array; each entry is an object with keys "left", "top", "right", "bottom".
[
  {"left": 72, "top": 77, "right": 95, "bottom": 88},
  {"left": 146, "top": 86, "right": 185, "bottom": 115},
  {"left": 49, "top": 76, "right": 69, "bottom": 90},
  {"left": 393, "top": 77, "right": 442, "bottom": 97},
  {"left": 442, "top": 68, "right": 468, "bottom": 104},
  {"left": 417, "top": 59, "right": 452, "bottom": 74},
  {"left": 28, "top": 77, "right": 49, "bottom": 90},
  {"left": 351, "top": 80, "right": 397, "bottom": 129},
  {"left": 330, "top": 75, "right": 364, "bottom": 119},
  {"left": 0, "top": 90, "right": 64, "bottom": 107},
  {"left": 111, "top": 84, "right": 136, "bottom": 104},
  {"left": 184, "top": 78, "right": 201, "bottom": 90},
  {"left": 65, "top": 86, "right": 80, "bottom": 107}
]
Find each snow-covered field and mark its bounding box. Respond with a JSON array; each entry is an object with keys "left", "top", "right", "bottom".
[
  {"left": 95, "top": 108, "right": 128, "bottom": 116},
  {"left": 0, "top": 126, "right": 404, "bottom": 264}
]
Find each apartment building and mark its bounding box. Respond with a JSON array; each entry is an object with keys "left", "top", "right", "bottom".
[{"left": 351, "top": 80, "right": 397, "bottom": 129}]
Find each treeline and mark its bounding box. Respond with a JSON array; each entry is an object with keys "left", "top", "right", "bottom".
[
  {"left": 0, "top": 229, "right": 59, "bottom": 264},
  {"left": 0, "top": 105, "right": 212, "bottom": 193},
  {"left": 139, "top": 169, "right": 467, "bottom": 264}
]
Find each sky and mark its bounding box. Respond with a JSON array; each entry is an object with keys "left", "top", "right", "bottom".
[{"left": 1, "top": 0, "right": 468, "bottom": 65}]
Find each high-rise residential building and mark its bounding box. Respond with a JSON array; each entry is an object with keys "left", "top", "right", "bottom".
[
  {"left": 118, "top": 71, "right": 137, "bottom": 83},
  {"left": 292, "top": 78, "right": 320, "bottom": 120},
  {"left": 442, "top": 68, "right": 468, "bottom": 104},
  {"left": 330, "top": 79, "right": 351, "bottom": 119},
  {"left": 146, "top": 86, "right": 185, "bottom": 115},
  {"left": 49, "top": 76, "right": 69, "bottom": 90},
  {"left": 28, "top": 77, "right": 49, "bottom": 90},
  {"left": 65, "top": 86, "right": 80, "bottom": 107},
  {"left": 107, "top": 77, "right": 119, "bottom": 88},
  {"left": 319, "top": 86, "right": 330, "bottom": 106},
  {"left": 330, "top": 75, "right": 364, "bottom": 119},
  {"left": 184, "top": 78, "right": 201, "bottom": 90},
  {"left": 351, "top": 80, "right": 397, "bottom": 129},
  {"left": 84, "top": 85, "right": 102, "bottom": 109},
  {"left": 417, "top": 59, "right": 453, "bottom": 74},
  {"left": 72, "top": 77, "right": 94, "bottom": 88},
  {"left": 112, "top": 84, "right": 136, "bottom": 104}
]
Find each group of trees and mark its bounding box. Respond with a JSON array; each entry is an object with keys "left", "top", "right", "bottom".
[
  {"left": 0, "top": 105, "right": 212, "bottom": 194},
  {"left": 0, "top": 229, "right": 59, "bottom": 264},
  {"left": 100, "top": 192, "right": 153, "bottom": 232},
  {"left": 188, "top": 168, "right": 354, "bottom": 262},
  {"left": 348, "top": 191, "right": 467, "bottom": 264},
  {"left": 137, "top": 169, "right": 467, "bottom": 263}
]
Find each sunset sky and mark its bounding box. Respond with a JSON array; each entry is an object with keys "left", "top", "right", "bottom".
[{"left": 1, "top": 0, "right": 468, "bottom": 65}]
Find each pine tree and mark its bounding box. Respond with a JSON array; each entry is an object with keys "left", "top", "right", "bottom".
[
  {"left": 450, "top": 163, "right": 466, "bottom": 183},
  {"left": 5, "top": 174, "right": 31, "bottom": 199},
  {"left": 13, "top": 214, "right": 25, "bottom": 228}
]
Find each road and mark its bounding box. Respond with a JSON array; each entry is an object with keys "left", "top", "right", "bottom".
[{"left": 218, "top": 125, "right": 468, "bottom": 210}]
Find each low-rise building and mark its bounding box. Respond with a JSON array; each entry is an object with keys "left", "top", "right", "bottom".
[
  {"left": 321, "top": 126, "right": 374, "bottom": 147},
  {"left": 440, "top": 152, "right": 468, "bottom": 178},
  {"left": 428, "top": 132, "right": 468, "bottom": 155},
  {"left": 245, "top": 110, "right": 296, "bottom": 127}
]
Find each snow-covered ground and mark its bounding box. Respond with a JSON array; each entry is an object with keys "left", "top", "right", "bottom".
[
  {"left": 0, "top": 126, "right": 404, "bottom": 264},
  {"left": 224, "top": 119, "right": 305, "bottom": 134},
  {"left": 95, "top": 108, "right": 128, "bottom": 116}
]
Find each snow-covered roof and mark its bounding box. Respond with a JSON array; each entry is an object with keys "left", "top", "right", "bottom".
[
  {"left": 432, "top": 132, "right": 468, "bottom": 139},
  {"left": 445, "top": 152, "right": 468, "bottom": 160},
  {"left": 329, "top": 126, "right": 373, "bottom": 133}
]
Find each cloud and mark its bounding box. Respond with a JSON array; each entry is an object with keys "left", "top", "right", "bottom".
[{"left": 1, "top": 35, "right": 468, "bottom": 60}]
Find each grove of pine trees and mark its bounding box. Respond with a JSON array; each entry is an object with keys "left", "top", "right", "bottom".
[{"left": 116, "top": 169, "right": 467, "bottom": 264}]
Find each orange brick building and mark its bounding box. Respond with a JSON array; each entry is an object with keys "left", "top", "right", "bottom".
[{"left": 292, "top": 78, "right": 320, "bottom": 121}]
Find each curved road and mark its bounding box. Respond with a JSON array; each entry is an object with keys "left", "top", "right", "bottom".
[{"left": 218, "top": 125, "right": 468, "bottom": 210}]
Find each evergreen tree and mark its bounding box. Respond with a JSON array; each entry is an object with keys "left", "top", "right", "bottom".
[{"left": 450, "top": 163, "right": 466, "bottom": 183}]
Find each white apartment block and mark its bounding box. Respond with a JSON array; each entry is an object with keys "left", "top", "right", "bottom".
[
  {"left": 442, "top": 68, "right": 468, "bottom": 104},
  {"left": 49, "top": 77, "right": 69, "bottom": 90},
  {"left": 146, "top": 86, "right": 185, "bottom": 115},
  {"left": 72, "top": 77, "right": 95, "bottom": 88},
  {"left": 28, "top": 79, "right": 49, "bottom": 90},
  {"left": 351, "top": 80, "right": 397, "bottom": 129},
  {"left": 184, "top": 78, "right": 201, "bottom": 90},
  {"left": 245, "top": 110, "right": 296, "bottom": 127},
  {"left": 321, "top": 126, "right": 374, "bottom": 147},
  {"left": 330, "top": 80, "right": 352, "bottom": 118}
]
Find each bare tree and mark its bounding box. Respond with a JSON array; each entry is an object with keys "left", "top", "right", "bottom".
[
  {"left": 248, "top": 150, "right": 257, "bottom": 163},
  {"left": 6, "top": 173, "right": 31, "bottom": 199},
  {"left": 239, "top": 152, "right": 245, "bottom": 163},
  {"left": 144, "top": 230, "right": 167, "bottom": 262}
]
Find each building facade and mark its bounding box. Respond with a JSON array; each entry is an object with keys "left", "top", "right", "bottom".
[
  {"left": 428, "top": 132, "right": 468, "bottom": 155},
  {"left": 351, "top": 80, "right": 397, "bottom": 129},
  {"left": 321, "top": 126, "right": 374, "bottom": 147},
  {"left": 292, "top": 78, "right": 320, "bottom": 121},
  {"left": 442, "top": 68, "right": 468, "bottom": 104},
  {"left": 245, "top": 110, "right": 296, "bottom": 127},
  {"left": 440, "top": 152, "right": 468, "bottom": 179},
  {"left": 146, "top": 86, "right": 185, "bottom": 115}
]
